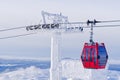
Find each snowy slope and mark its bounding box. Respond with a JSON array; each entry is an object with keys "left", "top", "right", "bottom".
[
  {"left": 61, "top": 59, "right": 91, "bottom": 80},
  {"left": 62, "top": 59, "right": 120, "bottom": 80},
  {"left": 0, "top": 66, "right": 49, "bottom": 80},
  {"left": 0, "top": 59, "right": 120, "bottom": 80}
]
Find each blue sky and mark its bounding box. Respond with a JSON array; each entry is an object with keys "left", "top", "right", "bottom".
[{"left": 0, "top": 0, "right": 120, "bottom": 60}]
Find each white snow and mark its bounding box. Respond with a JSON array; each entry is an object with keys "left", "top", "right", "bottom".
[
  {"left": 0, "top": 59, "right": 120, "bottom": 80},
  {"left": 62, "top": 59, "right": 120, "bottom": 80},
  {"left": 61, "top": 59, "right": 91, "bottom": 80},
  {"left": 0, "top": 64, "right": 17, "bottom": 67},
  {"left": 0, "top": 66, "right": 49, "bottom": 80}
]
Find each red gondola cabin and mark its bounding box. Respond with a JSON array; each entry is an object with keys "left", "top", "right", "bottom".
[{"left": 81, "top": 42, "right": 108, "bottom": 69}]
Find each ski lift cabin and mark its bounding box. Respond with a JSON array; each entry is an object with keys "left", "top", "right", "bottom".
[{"left": 81, "top": 42, "right": 108, "bottom": 69}]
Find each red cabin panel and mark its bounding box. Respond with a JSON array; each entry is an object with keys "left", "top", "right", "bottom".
[{"left": 81, "top": 42, "right": 108, "bottom": 69}]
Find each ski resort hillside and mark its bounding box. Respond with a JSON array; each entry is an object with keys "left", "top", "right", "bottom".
[{"left": 0, "top": 59, "right": 120, "bottom": 80}]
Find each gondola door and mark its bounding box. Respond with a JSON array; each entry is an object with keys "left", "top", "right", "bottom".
[{"left": 81, "top": 43, "right": 97, "bottom": 69}]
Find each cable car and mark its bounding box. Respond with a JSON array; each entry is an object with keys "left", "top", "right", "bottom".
[{"left": 81, "top": 42, "right": 108, "bottom": 69}]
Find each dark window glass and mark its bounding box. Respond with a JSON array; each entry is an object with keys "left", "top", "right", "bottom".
[
  {"left": 85, "top": 48, "right": 89, "bottom": 61},
  {"left": 98, "top": 46, "right": 107, "bottom": 66}
]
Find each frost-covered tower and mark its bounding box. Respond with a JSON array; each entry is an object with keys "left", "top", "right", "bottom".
[{"left": 42, "top": 11, "right": 68, "bottom": 80}]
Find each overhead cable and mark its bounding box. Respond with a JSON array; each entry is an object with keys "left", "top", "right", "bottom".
[
  {"left": 0, "top": 26, "right": 26, "bottom": 32},
  {"left": 0, "top": 33, "right": 37, "bottom": 40}
]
